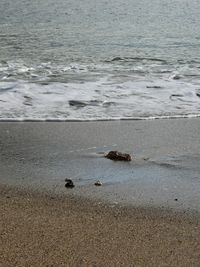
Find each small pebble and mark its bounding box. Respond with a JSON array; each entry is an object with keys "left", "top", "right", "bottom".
[
  {"left": 65, "top": 178, "right": 75, "bottom": 188},
  {"left": 94, "top": 180, "right": 102, "bottom": 186}
]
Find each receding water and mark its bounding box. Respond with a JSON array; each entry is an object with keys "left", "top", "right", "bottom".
[{"left": 1, "top": 0, "right": 200, "bottom": 120}]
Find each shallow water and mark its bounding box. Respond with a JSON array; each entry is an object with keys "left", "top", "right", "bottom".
[{"left": 1, "top": 0, "right": 200, "bottom": 120}]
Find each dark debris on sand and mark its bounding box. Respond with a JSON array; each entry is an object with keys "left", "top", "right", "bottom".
[
  {"left": 65, "top": 178, "right": 75, "bottom": 188},
  {"left": 105, "top": 151, "right": 132, "bottom": 161}
]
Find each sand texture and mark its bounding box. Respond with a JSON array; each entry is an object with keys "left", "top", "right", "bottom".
[{"left": 0, "top": 186, "right": 200, "bottom": 267}]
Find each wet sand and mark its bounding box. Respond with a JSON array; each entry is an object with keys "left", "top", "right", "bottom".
[
  {"left": 0, "top": 185, "right": 200, "bottom": 267},
  {"left": 0, "top": 118, "right": 200, "bottom": 211}
]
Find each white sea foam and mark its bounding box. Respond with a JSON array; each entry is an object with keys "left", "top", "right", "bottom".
[{"left": 0, "top": 60, "right": 200, "bottom": 121}]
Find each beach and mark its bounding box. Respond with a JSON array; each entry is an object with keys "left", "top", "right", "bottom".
[
  {"left": 0, "top": 118, "right": 200, "bottom": 266},
  {"left": 1, "top": 185, "right": 200, "bottom": 267},
  {"left": 1, "top": 0, "right": 200, "bottom": 265}
]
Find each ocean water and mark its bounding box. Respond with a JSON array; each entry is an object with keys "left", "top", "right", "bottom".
[{"left": 0, "top": 0, "right": 200, "bottom": 121}]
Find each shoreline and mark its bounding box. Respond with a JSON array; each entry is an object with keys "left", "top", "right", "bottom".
[{"left": 0, "top": 113, "right": 200, "bottom": 122}]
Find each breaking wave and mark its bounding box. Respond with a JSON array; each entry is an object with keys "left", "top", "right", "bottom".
[{"left": 0, "top": 59, "right": 200, "bottom": 121}]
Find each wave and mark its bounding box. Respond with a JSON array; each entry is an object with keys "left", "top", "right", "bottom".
[
  {"left": 1, "top": 59, "right": 200, "bottom": 121},
  {"left": 106, "top": 56, "right": 168, "bottom": 63}
]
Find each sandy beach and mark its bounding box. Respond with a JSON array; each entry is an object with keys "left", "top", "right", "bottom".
[
  {"left": 1, "top": 0, "right": 200, "bottom": 265},
  {"left": 0, "top": 118, "right": 200, "bottom": 266},
  {"left": 1, "top": 185, "right": 200, "bottom": 267}
]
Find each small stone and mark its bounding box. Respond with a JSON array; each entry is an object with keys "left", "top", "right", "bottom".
[
  {"left": 174, "top": 198, "right": 178, "bottom": 201},
  {"left": 105, "top": 151, "right": 132, "bottom": 161},
  {"left": 65, "top": 178, "right": 74, "bottom": 188},
  {"left": 94, "top": 180, "right": 102, "bottom": 186}
]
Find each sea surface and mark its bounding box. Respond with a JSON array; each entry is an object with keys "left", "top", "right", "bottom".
[{"left": 0, "top": 0, "right": 200, "bottom": 121}]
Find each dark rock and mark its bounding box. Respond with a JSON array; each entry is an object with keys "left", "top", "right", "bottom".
[
  {"left": 94, "top": 180, "right": 102, "bottom": 186},
  {"left": 174, "top": 198, "right": 178, "bottom": 201},
  {"left": 65, "top": 178, "right": 74, "bottom": 188},
  {"left": 105, "top": 151, "right": 132, "bottom": 161},
  {"left": 69, "top": 100, "right": 102, "bottom": 108},
  {"left": 196, "top": 93, "right": 200, "bottom": 97},
  {"left": 69, "top": 100, "right": 87, "bottom": 107}
]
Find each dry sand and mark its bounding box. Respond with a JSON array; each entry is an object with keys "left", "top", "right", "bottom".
[{"left": 0, "top": 185, "right": 200, "bottom": 267}]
